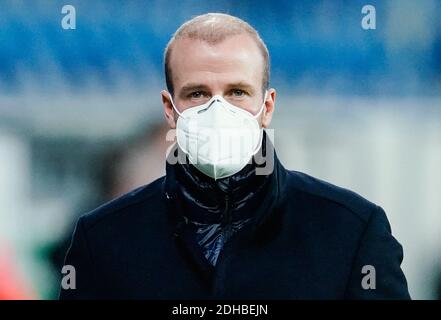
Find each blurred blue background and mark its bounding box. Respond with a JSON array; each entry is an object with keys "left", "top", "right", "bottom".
[{"left": 0, "top": 0, "right": 440, "bottom": 299}]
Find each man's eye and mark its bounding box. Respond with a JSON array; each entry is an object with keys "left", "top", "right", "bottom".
[
  {"left": 189, "top": 91, "right": 204, "bottom": 99},
  {"left": 232, "top": 89, "right": 245, "bottom": 97}
]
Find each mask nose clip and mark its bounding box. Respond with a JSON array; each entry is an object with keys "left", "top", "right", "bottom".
[{"left": 196, "top": 97, "right": 222, "bottom": 114}]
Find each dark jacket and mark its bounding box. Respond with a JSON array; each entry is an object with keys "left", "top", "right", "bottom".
[{"left": 59, "top": 139, "right": 410, "bottom": 299}]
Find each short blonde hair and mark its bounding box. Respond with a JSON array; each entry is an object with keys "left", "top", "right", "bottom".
[{"left": 164, "top": 13, "right": 270, "bottom": 96}]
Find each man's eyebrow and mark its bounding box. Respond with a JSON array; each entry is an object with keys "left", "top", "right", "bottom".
[
  {"left": 226, "top": 82, "right": 256, "bottom": 93},
  {"left": 178, "top": 82, "right": 257, "bottom": 98},
  {"left": 179, "top": 84, "right": 210, "bottom": 96}
]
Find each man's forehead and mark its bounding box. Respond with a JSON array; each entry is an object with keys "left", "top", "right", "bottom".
[
  {"left": 169, "top": 34, "right": 264, "bottom": 89},
  {"left": 169, "top": 34, "right": 263, "bottom": 68}
]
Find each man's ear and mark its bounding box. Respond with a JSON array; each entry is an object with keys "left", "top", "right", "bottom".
[
  {"left": 261, "top": 88, "right": 276, "bottom": 128},
  {"left": 161, "top": 90, "right": 177, "bottom": 129}
]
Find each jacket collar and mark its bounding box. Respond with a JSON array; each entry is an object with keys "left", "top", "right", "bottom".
[{"left": 163, "top": 130, "right": 288, "bottom": 235}]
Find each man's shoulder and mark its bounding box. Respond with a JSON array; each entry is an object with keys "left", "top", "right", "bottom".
[
  {"left": 80, "top": 176, "right": 166, "bottom": 230},
  {"left": 285, "top": 169, "right": 378, "bottom": 223}
]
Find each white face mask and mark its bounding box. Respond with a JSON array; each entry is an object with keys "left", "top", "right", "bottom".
[{"left": 170, "top": 92, "right": 267, "bottom": 180}]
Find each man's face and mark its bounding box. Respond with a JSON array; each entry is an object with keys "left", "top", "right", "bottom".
[{"left": 161, "top": 33, "right": 275, "bottom": 129}]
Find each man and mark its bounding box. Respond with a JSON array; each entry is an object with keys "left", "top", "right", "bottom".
[{"left": 60, "top": 13, "right": 410, "bottom": 299}]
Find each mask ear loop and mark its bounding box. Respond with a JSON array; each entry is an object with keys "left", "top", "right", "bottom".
[
  {"left": 168, "top": 92, "right": 185, "bottom": 118},
  {"left": 249, "top": 90, "right": 268, "bottom": 157},
  {"left": 253, "top": 90, "right": 268, "bottom": 118}
]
